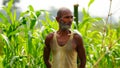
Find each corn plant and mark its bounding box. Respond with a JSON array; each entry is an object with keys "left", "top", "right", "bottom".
[
  {"left": 0, "top": 0, "right": 120, "bottom": 68},
  {"left": 0, "top": 0, "right": 52, "bottom": 68},
  {"left": 75, "top": 0, "right": 120, "bottom": 68}
]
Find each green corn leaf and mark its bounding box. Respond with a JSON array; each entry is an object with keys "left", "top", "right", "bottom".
[
  {"left": 0, "top": 12, "right": 9, "bottom": 24},
  {"left": 28, "top": 5, "right": 34, "bottom": 12},
  {"left": 82, "top": 8, "right": 89, "bottom": 18},
  {"left": 7, "top": 0, "right": 13, "bottom": 12},
  {"left": 31, "top": 12, "right": 37, "bottom": 19},
  {"left": 35, "top": 10, "right": 41, "bottom": 17},
  {"left": 21, "top": 17, "right": 26, "bottom": 25},
  {"left": 88, "top": 0, "right": 95, "bottom": 7},
  {"left": 30, "top": 18, "right": 36, "bottom": 29},
  {"left": 20, "top": 10, "right": 29, "bottom": 17},
  {"left": 0, "top": 34, "right": 10, "bottom": 49},
  {"left": 13, "top": 10, "right": 17, "bottom": 24},
  {"left": 8, "top": 29, "right": 20, "bottom": 37},
  {"left": 10, "top": 56, "right": 19, "bottom": 66},
  {"left": 28, "top": 30, "right": 33, "bottom": 54}
]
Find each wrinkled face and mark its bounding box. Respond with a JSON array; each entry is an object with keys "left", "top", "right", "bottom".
[{"left": 58, "top": 11, "right": 73, "bottom": 30}]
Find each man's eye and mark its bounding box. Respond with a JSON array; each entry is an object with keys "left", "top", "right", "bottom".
[{"left": 64, "top": 16, "right": 73, "bottom": 18}]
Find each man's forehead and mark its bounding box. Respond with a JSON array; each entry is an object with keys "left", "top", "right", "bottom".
[{"left": 61, "top": 11, "right": 72, "bottom": 16}]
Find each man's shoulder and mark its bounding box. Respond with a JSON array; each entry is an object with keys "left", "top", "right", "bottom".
[
  {"left": 46, "top": 32, "right": 55, "bottom": 40},
  {"left": 45, "top": 32, "right": 55, "bottom": 45},
  {"left": 72, "top": 31, "right": 83, "bottom": 46},
  {"left": 72, "top": 30, "right": 83, "bottom": 40},
  {"left": 73, "top": 33, "right": 82, "bottom": 39}
]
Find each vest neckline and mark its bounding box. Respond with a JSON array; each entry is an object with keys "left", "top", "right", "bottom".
[{"left": 54, "top": 31, "right": 73, "bottom": 47}]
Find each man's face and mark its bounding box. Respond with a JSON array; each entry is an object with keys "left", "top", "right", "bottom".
[{"left": 59, "top": 13, "right": 73, "bottom": 30}]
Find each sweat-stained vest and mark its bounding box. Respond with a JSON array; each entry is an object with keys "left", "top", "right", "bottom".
[{"left": 50, "top": 32, "right": 77, "bottom": 68}]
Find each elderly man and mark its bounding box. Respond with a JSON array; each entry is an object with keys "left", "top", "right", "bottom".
[{"left": 43, "top": 7, "right": 86, "bottom": 68}]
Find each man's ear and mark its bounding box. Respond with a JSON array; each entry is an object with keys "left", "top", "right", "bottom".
[{"left": 56, "top": 17, "right": 60, "bottom": 22}]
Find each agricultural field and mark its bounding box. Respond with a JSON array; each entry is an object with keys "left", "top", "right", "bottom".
[{"left": 0, "top": 0, "right": 120, "bottom": 68}]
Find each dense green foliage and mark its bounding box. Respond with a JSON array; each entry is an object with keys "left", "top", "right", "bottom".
[{"left": 0, "top": 0, "right": 120, "bottom": 68}]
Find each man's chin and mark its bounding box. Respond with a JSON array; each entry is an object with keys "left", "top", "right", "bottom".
[
  {"left": 60, "top": 23, "right": 71, "bottom": 30},
  {"left": 61, "top": 27, "right": 70, "bottom": 30}
]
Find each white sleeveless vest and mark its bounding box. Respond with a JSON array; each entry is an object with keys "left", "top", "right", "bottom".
[{"left": 50, "top": 32, "right": 77, "bottom": 68}]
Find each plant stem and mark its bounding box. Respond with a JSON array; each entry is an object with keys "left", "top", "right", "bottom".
[
  {"left": 94, "top": 0, "right": 113, "bottom": 67},
  {"left": 106, "top": 0, "right": 112, "bottom": 24},
  {"left": 74, "top": 4, "right": 79, "bottom": 28}
]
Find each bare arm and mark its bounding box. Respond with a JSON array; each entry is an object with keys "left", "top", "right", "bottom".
[
  {"left": 74, "top": 33, "right": 86, "bottom": 68},
  {"left": 43, "top": 33, "right": 54, "bottom": 68}
]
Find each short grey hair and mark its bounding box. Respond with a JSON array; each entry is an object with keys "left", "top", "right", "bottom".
[{"left": 57, "top": 7, "right": 72, "bottom": 18}]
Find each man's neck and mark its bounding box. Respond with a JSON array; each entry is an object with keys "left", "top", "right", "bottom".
[{"left": 57, "top": 29, "right": 71, "bottom": 36}]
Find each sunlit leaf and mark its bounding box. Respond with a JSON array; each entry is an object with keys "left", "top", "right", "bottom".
[
  {"left": 30, "top": 18, "right": 36, "bottom": 29},
  {"left": 0, "top": 12, "right": 9, "bottom": 24},
  {"left": 7, "top": 0, "right": 13, "bottom": 11},
  {"left": 36, "top": 10, "right": 41, "bottom": 17},
  {"left": 88, "top": 0, "right": 95, "bottom": 7},
  {"left": 20, "top": 10, "right": 29, "bottom": 17},
  {"left": 0, "top": 34, "right": 10, "bottom": 49},
  {"left": 28, "top": 5, "right": 34, "bottom": 12}
]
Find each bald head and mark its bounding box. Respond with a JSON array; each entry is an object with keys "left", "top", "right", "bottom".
[{"left": 57, "top": 7, "right": 72, "bottom": 18}]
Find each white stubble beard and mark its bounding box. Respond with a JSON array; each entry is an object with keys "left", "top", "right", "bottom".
[{"left": 59, "top": 21, "right": 71, "bottom": 30}]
